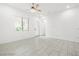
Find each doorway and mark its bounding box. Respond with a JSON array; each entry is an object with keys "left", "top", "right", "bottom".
[{"left": 34, "top": 19, "right": 46, "bottom": 36}]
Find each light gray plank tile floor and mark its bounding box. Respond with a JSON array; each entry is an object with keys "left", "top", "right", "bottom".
[{"left": 0, "top": 36, "right": 79, "bottom": 56}]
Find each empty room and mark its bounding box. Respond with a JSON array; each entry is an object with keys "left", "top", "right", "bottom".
[{"left": 0, "top": 3, "right": 79, "bottom": 56}]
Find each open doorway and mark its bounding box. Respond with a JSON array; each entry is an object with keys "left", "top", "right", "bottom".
[{"left": 34, "top": 18, "right": 46, "bottom": 36}]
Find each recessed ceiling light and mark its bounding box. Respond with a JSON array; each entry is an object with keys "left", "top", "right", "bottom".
[{"left": 66, "top": 5, "right": 70, "bottom": 8}]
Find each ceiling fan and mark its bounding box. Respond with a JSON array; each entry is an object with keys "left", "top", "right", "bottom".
[{"left": 31, "top": 3, "right": 41, "bottom": 12}]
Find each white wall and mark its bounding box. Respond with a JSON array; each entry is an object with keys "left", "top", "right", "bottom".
[
  {"left": 0, "top": 4, "right": 37, "bottom": 44},
  {"left": 46, "top": 7, "right": 79, "bottom": 42}
]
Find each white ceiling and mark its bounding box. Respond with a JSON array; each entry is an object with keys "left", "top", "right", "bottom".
[{"left": 6, "top": 3, "right": 79, "bottom": 15}]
